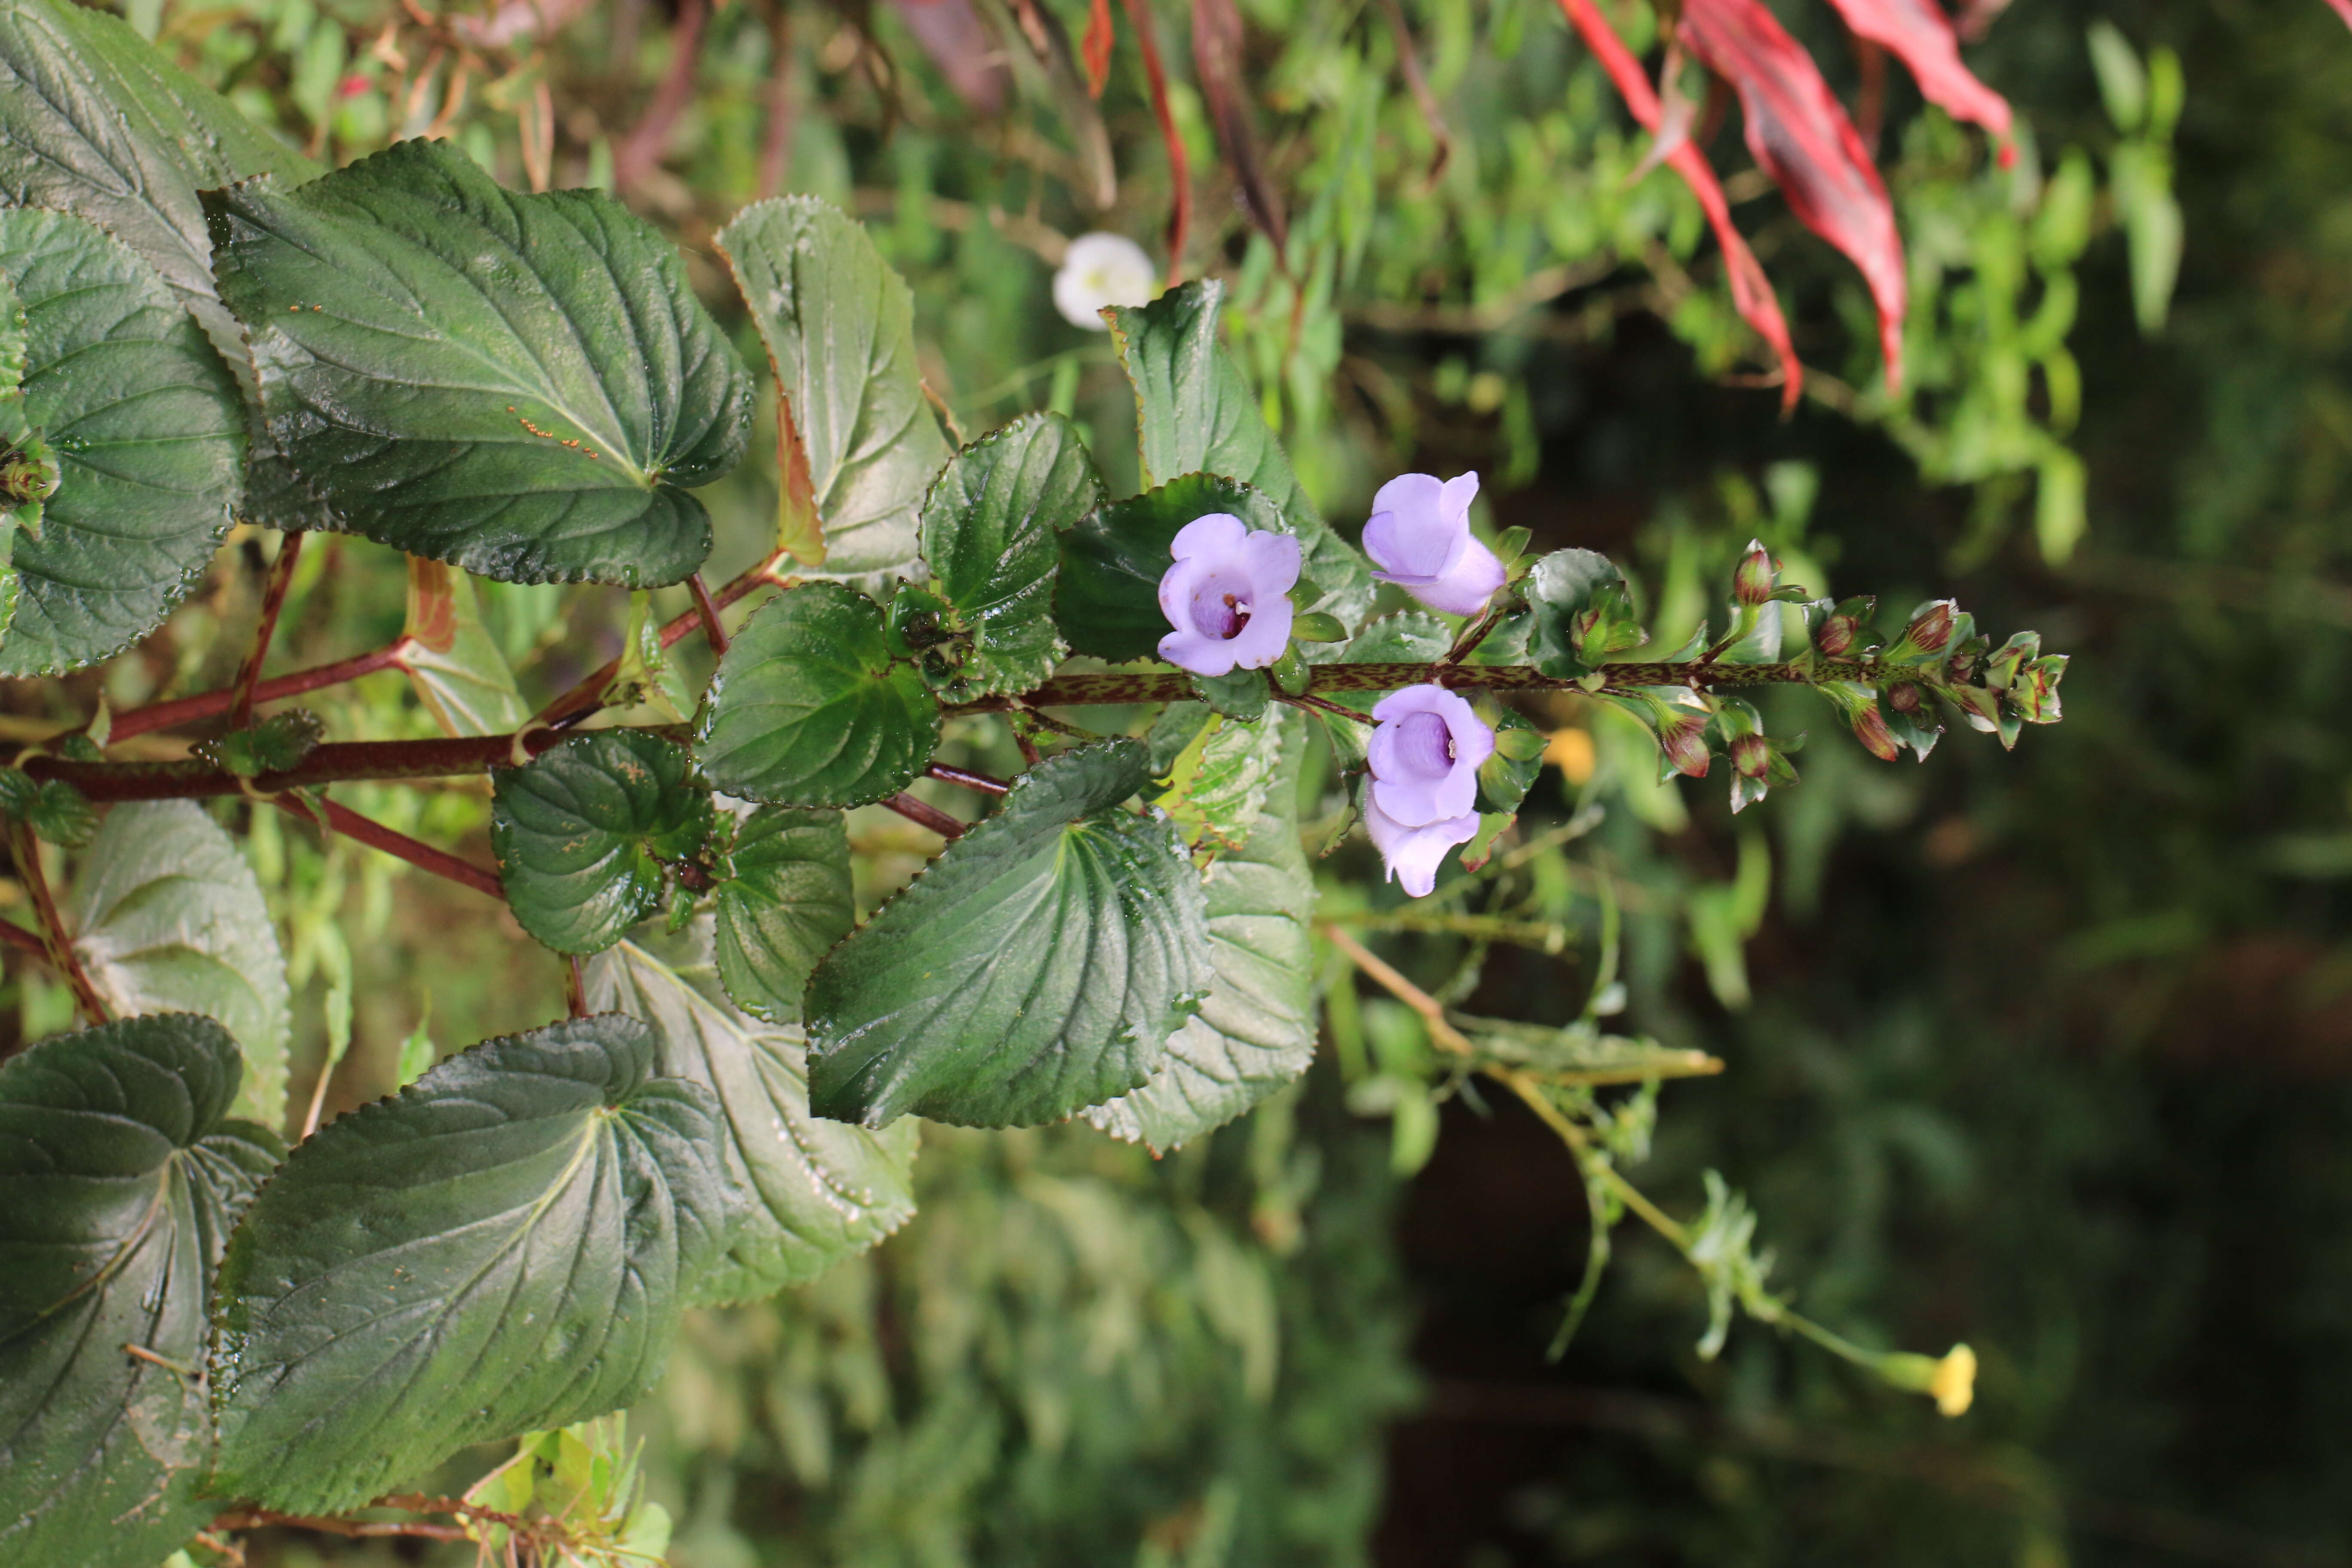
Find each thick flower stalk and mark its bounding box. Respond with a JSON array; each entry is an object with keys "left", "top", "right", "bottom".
[
  {"left": 1363, "top": 683, "right": 1496, "bottom": 897},
  {"left": 1156, "top": 512, "right": 1301, "bottom": 675},
  {"left": 1361, "top": 470, "right": 1507, "bottom": 616}
]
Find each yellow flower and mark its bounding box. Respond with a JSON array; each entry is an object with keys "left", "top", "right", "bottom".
[{"left": 1929, "top": 1343, "right": 1977, "bottom": 1417}]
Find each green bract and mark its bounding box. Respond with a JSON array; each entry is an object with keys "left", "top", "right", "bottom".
[
  {"left": 207, "top": 1015, "right": 730, "bottom": 1515},
  {"left": 806, "top": 740, "right": 1214, "bottom": 1129},
  {"left": 586, "top": 931, "right": 917, "bottom": 1305},
  {"left": 1106, "top": 280, "right": 1372, "bottom": 630},
  {"left": 712, "top": 805, "right": 855, "bottom": 1024},
  {"left": 1091, "top": 713, "right": 1318, "bottom": 1153},
  {"left": 716, "top": 196, "right": 951, "bottom": 574},
  {"left": 68, "top": 800, "right": 293, "bottom": 1130},
  {"left": 492, "top": 730, "right": 715, "bottom": 956},
  {"left": 1525, "top": 548, "right": 1646, "bottom": 678},
  {"left": 0, "top": 1015, "right": 281, "bottom": 1568},
  {"left": 919, "top": 412, "right": 1103, "bottom": 701},
  {"left": 1153, "top": 705, "right": 1289, "bottom": 852},
  {"left": 0, "top": 207, "right": 244, "bottom": 675},
  {"left": 206, "top": 138, "right": 753, "bottom": 585},
  {"left": 693, "top": 582, "right": 940, "bottom": 808},
  {"left": 1057, "top": 473, "right": 1287, "bottom": 663}
]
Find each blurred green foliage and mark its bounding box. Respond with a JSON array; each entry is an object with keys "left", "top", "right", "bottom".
[{"left": 15, "top": 0, "right": 2352, "bottom": 1562}]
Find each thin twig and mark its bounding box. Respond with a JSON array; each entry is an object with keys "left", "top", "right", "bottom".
[
  {"left": 277, "top": 796, "right": 504, "bottom": 901},
  {"left": 210, "top": 1510, "right": 468, "bottom": 1543},
  {"left": 688, "top": 572, "right": 731, "bottom": 658},
  {"left": 927, "top": 763, "right": 1011, "bottom": 795},
  {"left": 231, "top": 532, "right": 307, "bottom": 732},
  {"left": 612, "top": 0, "right": 708, "bottom": 190},
  {"left": 534, "top": 549, "right": 790, "bottom": 726},
  {"left": 111, "top": 643, "right": 407, "bottom": 743},
  {"left": 1282, "top": 691, "right": 1375, "bottom": 725},
  {"left": 1319, "top": 922, "right": 1472, "bottom": 1054},
  {"left": 0, "top": 919, "right": 46, "bottom": 958},
  {"left": 565, "top": 956, "right": 588, "bottom": 1019},
  {"left": 7, "top": 822, "right": 108, "bottom": 1024},
  {"left": 883, "top": 792, "right": 966, "bottom": 838},
  {"left": 1121, "top": 0, "right": 1190, "bottom": 281}
]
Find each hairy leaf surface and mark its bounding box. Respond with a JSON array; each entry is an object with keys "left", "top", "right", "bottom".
[
  {"left": 0, "top": 1015, "right": 280, "bottom": 1568},
  {"left": 69, "top": 801, "right": 292, "bottom": 1130},
  {"left": 1105, "top": 282, "right": 1370, "bottom": 627},
  {"left": 806, "top": 740, "right": 1212, "bottom": 1129},
  {"left": 492, "top": 731, "right": 714, "bottom": 956},
  {"left": 693, "top": 582, "right": 939, "bottom": 807},
  {"left": 0, "top": 208, "right": 243, "bottom": 675},
  {"left": 921, "top": 413, "right": 1102, "bottom": 700},
  {"left": 207, "top": 139, "right": 753, "bottom": 585},
  {"left": 208, "top": 1016, "right": 730, "bottom": 1515},
  {"left": 586, "top": 932, "right": 916, "bottom": 1304},
  {"left": 1092, "top": 713, "right": 1317, "bottom": 1152},
  {"left": 713, "top": 806, "right": 854, "bottom": 1023},
  {"left": 716, "top": 197, "right": 951, "bottom": 574},
  {"left": 1056, "top": 474, "right": 1287, "bottom": 663}
]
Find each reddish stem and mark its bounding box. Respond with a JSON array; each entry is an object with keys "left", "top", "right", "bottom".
[
  {"left": 927, "top": 762, "right": 1011, "bottom": 795},
  {"left": 613, "top": 0, "right": 710, "bottom": 190},
  {"left": 689, "top": 571, "right": 732, "bottom": 658},
  {"left": 1122, "top": 0, "right": 1191, "bottom": 281},
  {"left": 535, "top": 550, "right": 790, "bottom": 726},
  {"left": 279, "top": 796, "right": 505, "bottom": 901},
  {"left": 232, "top": 532, "right": 307, "bottom": 732},
  {"left": 0, "top": 919, "right": 46, "bottom": 959},
  {"left": 112, "top": 643, "right": 408, "bottom": 743},
  {"left": 211, "top": 1510, "right": 467, "bottom": 1543},
  {"left": 883, "top": 792, "right": 967, "bottom": 838},
  {"left": 565, "top": 956, "right": 588, "bottom": 1018},
  {"left": 6, "top": 821, "right": 109, "bottom": 1024}
]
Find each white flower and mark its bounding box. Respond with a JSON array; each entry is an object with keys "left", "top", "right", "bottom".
[{"left": 1053, "top": 232, "right": 1160, "bottom": 330}]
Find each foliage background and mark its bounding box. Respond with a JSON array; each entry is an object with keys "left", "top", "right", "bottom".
[{"left": 4, "top": 0, "right": 2346, "bottom": 1562}]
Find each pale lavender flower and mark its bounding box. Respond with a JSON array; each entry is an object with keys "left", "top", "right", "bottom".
[
  {"left": 1363, "top": 790, "right": 1481, "bottom": 898},
  {"left": 1156, "top": 513, "right": 1301, "bottom": 676},
  {"left": 1362, "top": 683, "right": 1495, "bottom": 897},
  {"left": 1361, "top": 470, "right": 1507, "bottom": 616},
  {"left": 1366, "top": 684, "right": 1494, "bottom": 826}
]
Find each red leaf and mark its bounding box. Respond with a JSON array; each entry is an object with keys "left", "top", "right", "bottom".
[
  {"left": 1822, "top": 0, "right": 2010, "bottom": 142},
  {"left": 887, "top": 0, "right": 1011, "bottom": 115},
  {"left": 1555, "top": 0, "right": 1803, "bottom": 409},
  {"left": 1083, "top": 0, "right": 1114, "bottom": 98},
  {"left": 1122, "top": 0, "right": 1190, "bottom": 279},
  {"left": 2332, "top": 0, "right": 2352, "bottom": 30},
  {"left": 1681, "top": 0, "right": 1908, "bottom": 392},
  {"left": 1192, "top": 0, "right": 1289, "bottom": 257}
]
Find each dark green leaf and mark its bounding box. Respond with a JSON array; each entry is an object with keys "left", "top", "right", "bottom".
[
  {"left": 586, "top": 931, "right": 916, "bottom": 1304},
  {"left": 1525, "top": 548, "right": 1646, "bottom": 679},
  {"left": 0, "top": 1014, "right": 280, "bottom": 1568},
  {"left": 208, "top": 1014, "right": 731, "bottom": 1515},
  {"left": 1056, "top": 473, "right": 1286, "bottom": 662},
  {"left": 806, "top": 740, "right": 1212, "bottom": 1129},
  {"left": 713, "top": 806, "right": 854, "bottom": 1023},
  {"left": 693, "top": 582, "right": 940, "bottom": 808},
  {"left": 1105, "top": 280, "right": 1372, "bottom": 628},
  {"left": 715, "top": 197, "right": 951, "bottom": 575},
  {"left": 492, "top": 730, "right": 714, "bottom": 956},
  {"left": 69, "top": 801, "right": 291, "bottom": 1129},
  {"left": 921, "top": 413, "right": 1102, "bottom": 701},
  {"left": 206, "top": 139, "right": 753, "bottom": 586},
  {"left": 1090, "top": 712, "right": 1317, "bottom": 1153},
  {"left": 1478, "top": 708, "right": 1544, "bottom": 815},
  {"left": 0, "top": 208, "right": 243, "bottom": 675}
]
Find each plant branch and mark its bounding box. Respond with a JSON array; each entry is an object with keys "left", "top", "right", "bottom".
[
  {"left": 6, "top": 821, "right": 109, "bottom": 1025},
  {"left": 973, "top": 657, "right": 1891, "bottom": 711},
  {"left": 612, "top": 0, "right": 709, "bottom": 191},
  {"left": 276, "top": 796, "right": 504, "bottom": 901},
  {"left": 0, "top": 918, "right": 47, "bottom": 959},
  {"left": 232, "top": 531, "right": 307, "bottom": 732},
  {"left": 535, "top": 549, "right": 790, "bottom": 726},
  {"left": 927, "top": 763, "right": 1011, "bottom": 795},
  {"left": 688, "top": 572, "right": 731, "bottom": 658},
  {"left": 112, "top": 643, "right": 407, "bottom": 743},
  {"left": 883, "top": 791, "right": 966, "bottom": 838},
  {"left": 210, "top": 1510, "right": 468, "bottom": 1543}
]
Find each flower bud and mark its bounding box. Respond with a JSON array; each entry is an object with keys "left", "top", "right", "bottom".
[
  {"left": 1813, "top": 595, "right": 1875, "bottom": 658},
  {"left": 1887, "top": 681, "right": 1923, "bottom": 714},
  {"left": 1852, "top": 701, "right": 1900, "bottom": 762},
  {"left": 1289, "top": 611, "right": 1348, "bottom": 642},
  {"left": 1732, "top": 539, "right": 1778, "bottom": 608},
  {"left": 1657, "top": 714, "right": 1711, "bottom": 779},
  {"left": 1900, "top": 599, "right": 1956, "bottom": 656},
  {"left": 1729, "top": 732, "right": 1770, "bottom": 779}
]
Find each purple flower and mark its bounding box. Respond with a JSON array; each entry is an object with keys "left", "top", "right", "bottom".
[
  {"left": 1362, "top": 683, "right": 1495, "bottom": 897},
  {"left": 1157, "top": 512, "right": 1301, "bottom": 676},
  {"left": 1361, "top": 471, "right": 1507, "bottom": 617},
  {"left": 1363, "top": 790, "right": 1481, "bottom": 898}
]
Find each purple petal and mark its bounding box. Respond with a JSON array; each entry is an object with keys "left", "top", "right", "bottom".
[
  {"left": 1222, "top": 592, "right": 1294, "bottom": 670},
  {"left": 1237, "top": 529, "right": 1303, "bottom": 595},
  {"left": 1363, "top": 472, "right": 1455, "bottom": 578},
  {"left": 1160, "top": 626, "right": 1239, "bottom": 676},
  {"left": 1367, "top": 684, "right": 1494, "bottom": 825},
  {"left": 1392, "top": 535, "right": 1506, "bottom": 616},
  {"left": 1364, "top": 790, "right": 1479, "bottom": 898},
  {"left": 1170, "top": 511, "right": 1249, "bottom": 560},
  {"left": 1439, "top": 471, "right": 1482, "bottom": 529}
]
